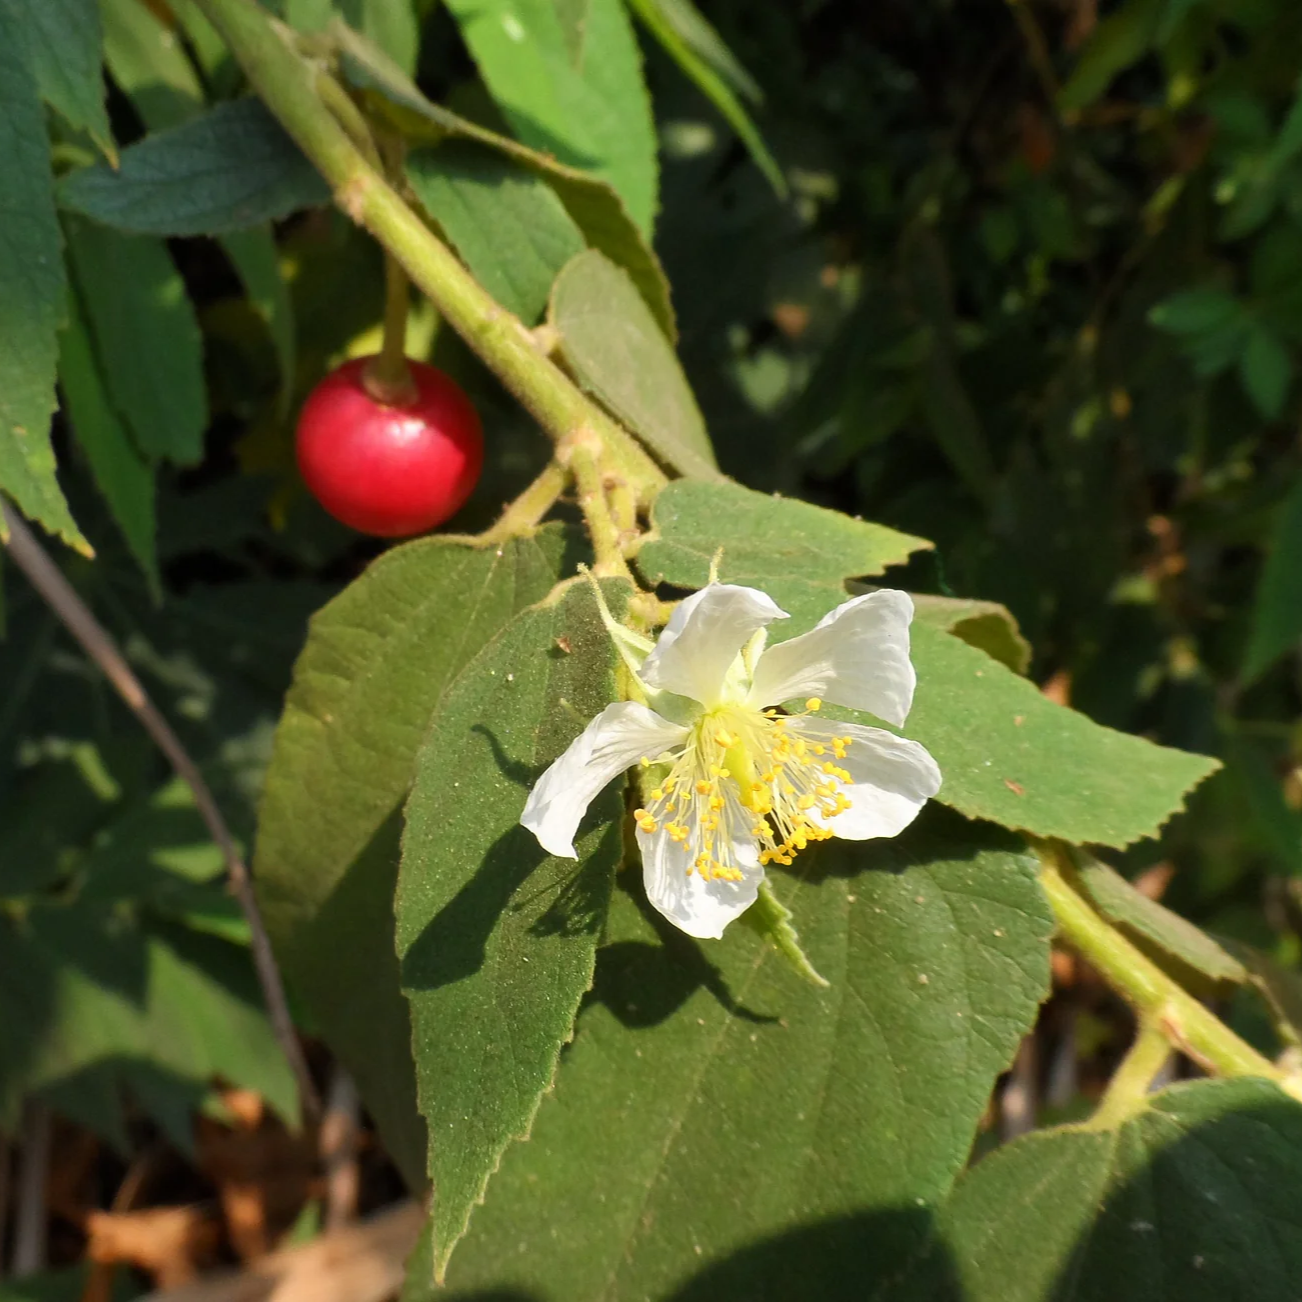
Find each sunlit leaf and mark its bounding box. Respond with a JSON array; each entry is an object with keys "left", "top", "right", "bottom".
[
  {"left": 406, "top": 142, "right": 586, "bottom": 325},
  {"left": 256, "top": 530, "right": 573, "bottom": 1189},
  {"left": 550, "top": 251, "right": 720, "bottom": 477},
  {"left": 397, "top": 577, "right": 628, "bottom": 1278},
  {"left": 443, "top": 0, "right": 659, "bottom": 233},
  {"left": 433, "top": 815, "right": 1051, "bottom": 1295}
]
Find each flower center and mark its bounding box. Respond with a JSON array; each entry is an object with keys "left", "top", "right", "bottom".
[{"left": 633, "top": 701, "right": 855, "bottom": 882}]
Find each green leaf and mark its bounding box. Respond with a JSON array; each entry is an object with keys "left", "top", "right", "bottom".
[
  {"left": 637, "top": 479, "right": 931, "bottom": 596},
  {"left": 0, "top": 903, "right": 296, "bottom": 1132},
  {"left": 910, "top": 593, "right": 1032, "bottom": 675},
  {"left": 334, "top": 20, "right": 676, "bottom": 338},
  {"left": 397, "top": 576, "right": 628, "bottom": 1279},
  {"left": 58, "top": 98, "right": 330, "bottom": 236},
  {"left": 15, "top": 0, "right": 114, "bottom": 158},
  {"left": 906, "top": 621, "right": 1219, "bottom": 848},
  {"left": 643, "top": 499, "right": 1218, "bottom": 848},
  {"left": 625, "top": 0, "right": 785, "bottom": 198},
  {"left": 255, "top": 530, "right": 572, "bottom": 1190},
  {"left": 63, "top": 216, "right": 207, "bottom": 465},
  {"left": 406, "top": 142, "right": 586, "bottom": 325},
  {"left": 1058, "top": 0, "right": 1164, "bottom": 114},
  {"left": 550, "top": 250, "right": 720, "bottom": 478},
  {"left": 220, "top": 225, "right": 296, "bottom": 412},
  {"left": 341, "top": 0, "right": 419, "bottom": 74},
  {"left": 1071, "top": 853, "right": 1248, "bottom": 987},
  {"left": 442, "top": 0, "right": 659, "bottom": 234},
  {"left": 909, "top": 1078, "right": 1302, "bottom": 1301},
  {"left": 0, "top": 6, "right": 88, "bottom": 553},
  {"left": 1149, "top": 286, "right": 1242, "bottom": 335},
  {"left": 434, "top": 815, "right": 1051, "bottom": 1295},
  {"left": 1239, "top": 321, "right": 1292, "bottom": 419},
  {"left": 57, "top": 287, "right": 158, "bottom": 589},
  {"left": 1243, "top": 475, "right": 1302, "bottom": 682},
  {"left": 99, "top": 0, "right": 204, "bottom": 132}
]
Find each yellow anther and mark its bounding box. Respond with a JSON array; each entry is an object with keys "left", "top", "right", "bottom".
[
  {"left": 805, "top": 697, "right": 822, "bottom": 711},
  {"left": 650, "top": 787, "right": 665, "bottom": 801},
  {"left": 640, "top": 756, "right": 651, "bottom": 767},
  {"left": 715, "top": 729, "right": 736, "bottom": 747}
]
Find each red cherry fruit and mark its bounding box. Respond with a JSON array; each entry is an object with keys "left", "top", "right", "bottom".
[{"left": 296, "top": 357, "right": 484, "bottom": 537}]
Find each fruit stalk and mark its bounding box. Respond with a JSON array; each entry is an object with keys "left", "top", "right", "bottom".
[{"left": 364, "top": 250, "right": 418, "bottom": 405}]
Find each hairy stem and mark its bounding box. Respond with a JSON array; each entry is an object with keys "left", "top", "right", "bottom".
[
  {"left": 1040, "top": 847, "right": 1297, "bottom": 1097},
  {"left": 563, "top": 433, "right": 632, "bottom": 580},
  {"left": 1, "top": 502, "right": 320, "bottom": 1120},
  {"left": 1087, "top": 1020, "right": 1172, "bottom": 1129},
  {"left": 478, "top": 460, "right": 567, "bottom": 543},
  {"left": 193, "top": 0, "right": 665, "bottom": 510}
]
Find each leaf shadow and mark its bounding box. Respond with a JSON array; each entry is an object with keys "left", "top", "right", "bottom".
[
  {"left": 588, "top": 878, "right": 778, "bottom": 1029},
  {"left": 470, "top": 722, "right": 542, "bottom": 789},
  {"left": 400, "top": 813, "right": 618, "bottom": 994},
  {"left": 790, "top": 803, "right": 1020, "bottom": 886},
  {"left": 666, "top": 1206, "right": 960, "bottom": 1302}
]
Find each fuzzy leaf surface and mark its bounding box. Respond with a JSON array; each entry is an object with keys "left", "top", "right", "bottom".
[
  {"left": 397, "top": 578, "right": 628, "bottom": 1278},
  {"left": 902, "top": 1078, "right": 1302, "bottom": 1302},
  {"left": 550, "top": 251, "right": 719, "bottom": 478},
  {"left": 58, "top": 98, "right": 329, "bottom": 236},
  {"left": 644, "top": 500, "right": 1219, "bottom": 847},
  {"left": 638, "top": 480, "right": 931, "bottom": 592},
  {"left": 434, "top": 815, "right": 1051, "bottom": 1297},
  {"left": 407, "top": 142, "right": 585, "bottom": 325},
  {"left": 255, "top": 529, "right": 572, "bottom": 1190}
]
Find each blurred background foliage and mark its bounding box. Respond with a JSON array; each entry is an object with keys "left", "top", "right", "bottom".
[{"left": 6, "top": 0, "right": 1302, "bottom": 1287}]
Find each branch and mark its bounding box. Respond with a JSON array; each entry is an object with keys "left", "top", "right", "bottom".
[
  {"left": 1040, "top": 844, "right": 1299, "bottom": 1099},
  {"left": 1086, "top": 1019, "right": 1172, "bottom": 1129},
  {"left": 191, "top": 0, "right": 665, "bottom": 509},
  {"left": 0, "top": 501, "right": 320, "bottom": 1121},
  {"left": 10, "top": 1102, "right": 49, "bottom": 1277}
]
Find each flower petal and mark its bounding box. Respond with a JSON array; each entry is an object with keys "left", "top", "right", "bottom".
[
  {"left": 749, "top": 589, "right": 916, "bottom": 726},
  {"left": 641, "top": 583, "right": 788, "bottom": 707},
  {"left": 520, "top": 702, "right": 688, "bottom": 858},
  {"left": 789, "top": 717, "right": 941, "bottom": 840},
  {"left": 637, "top": 821, "right": 763, "bottom": 939}
]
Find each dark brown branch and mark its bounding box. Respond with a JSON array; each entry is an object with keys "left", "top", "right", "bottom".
[{"left": 1, "top": 502, "right": 320, "bottom": 1121}]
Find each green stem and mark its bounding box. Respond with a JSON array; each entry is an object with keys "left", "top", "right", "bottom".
[
  {"left": 563, "top": 434, "right": 631, "bottom": 580},
  {"left": 478, "top": 461, "right": 566, "bottom": 543},
  {"left": 314, "top": 70, "right": 381, "bottom": 168},
  {"left": 1086, "top": 1020, "right": 1171, "bottom": 1129},
  {"left": 363, "top": 250, "right": 416, "bottom": 404},
  {"left": 1040, "top": 850, "right": 1296, "bottom": 1094},
  {"left": 194, "top": 0, "right": 665, "bottom": 507}
]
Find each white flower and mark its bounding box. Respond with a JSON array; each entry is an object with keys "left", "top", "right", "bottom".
[{"left": 520, "top": 584, "right": 942, "bottom": 940}]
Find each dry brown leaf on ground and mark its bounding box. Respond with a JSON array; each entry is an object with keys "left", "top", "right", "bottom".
[
  {"left": 138, "top": 1200, "right": 424, "bottom": 1302},
  {"left": 85, "top": 1205, "right": 221, "bottom": 1287}
]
